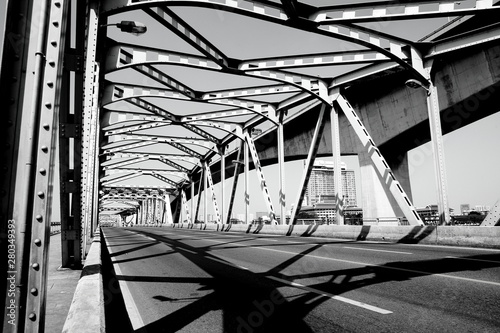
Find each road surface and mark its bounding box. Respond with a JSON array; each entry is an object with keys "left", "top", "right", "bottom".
[{"left": 101, "top": 226, "right": 500, "bottom": 333}]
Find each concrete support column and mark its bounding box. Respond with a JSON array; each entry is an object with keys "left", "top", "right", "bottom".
[{"left": 358, "top": 151, "right": 402, "bottom": 219}]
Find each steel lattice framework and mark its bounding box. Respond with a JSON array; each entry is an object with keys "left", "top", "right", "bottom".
[{"left": 1, "top": 1, "right": 500, "bottom": 330}]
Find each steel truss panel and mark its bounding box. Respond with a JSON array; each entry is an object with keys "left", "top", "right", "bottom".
[
  {"left": 145, "top": 6, "right": 229, "bottom": 65},
  {"left": 481, "top": 199, "right": 500, "bottom": 226},
  {"left": 203, "top": 162, "right": 221, "bottom": 224},
  {"left": 101, "top": 0, "right": 289, "bottom": 21},
  {"left": 104, "top": 121, "right": 170, "bottom": 136},
  {"left": 107, "top": 43, "right": 221, "bottom": 73},
  {"left": 311, "top": 0, "right": 499, "bottom": 24},
  {"left": 203, "top": 85, "right": 301, "bottom": 100},
  {"left": 103, "top": 156, "right": 151, "bottom": 169},
  {"left": 239, "top": 50, "right": 390, "bottom": 71},
  {"left": 335, "top": 94, "right": 423, "bottom": 226},
  {"left": 244, "top": 130, "right": 276, "bottom": 223}
]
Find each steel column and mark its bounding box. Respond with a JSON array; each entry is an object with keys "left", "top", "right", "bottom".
[
  {"left": 277, "top": 114, "right": 286, "bottom": 224},
  {"left": 425, "top": 61, "right": 451, "bottom": 225},
  {"left": 226, "top": 141, "right": 244, "bottom": 224},
  {"left": 190, "top": 176, "right": 195, "bottom": 223},
  {"left": 80, "top": 0, "right": 100, "bottom": 259},
  {"left": 330, "top": 105, "right": 344, "bottom": 225},
  {"left": 219, "top": 146, "right": 226, "bottom": 225},
  {"left": 244, "top": 139, "right": 250, "bottom": 224},
  {"left": 290, "top": 104, "right": 327, "bottom": 225},
  {"left": 181, "top": 189, "right": 191, "bottom": 223}
]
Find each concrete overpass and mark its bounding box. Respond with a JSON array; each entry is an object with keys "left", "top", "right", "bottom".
[{"left": 1, "top": 0, "right": 500, "bottom": 331}]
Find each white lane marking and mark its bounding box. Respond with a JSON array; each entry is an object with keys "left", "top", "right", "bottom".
[
  {"left": 260, "top": 238, "right": 278, "bottom": 242},
  {"left": 103, "top": 233, "right": 145, "bottom": 331},
  {"left": 201, "top": 239, "right": 500, "bottom": 286},
  {"left": 343, "top": 246, "right": 413, "bottom": 255},
  {"left": 268, "top": 276, "right": 392, "bottom": 315},
  {"left": 445, "top": 256, "right": 500, "bottom": 264}
]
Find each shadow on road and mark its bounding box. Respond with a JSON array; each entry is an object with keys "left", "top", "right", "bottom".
[{"left": 102, "top": 228, "right": 500, "bottom": 332}]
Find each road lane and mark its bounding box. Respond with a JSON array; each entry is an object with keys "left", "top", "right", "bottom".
[{"left": 101, "top": 227, "right": 500, "bottom": 333}]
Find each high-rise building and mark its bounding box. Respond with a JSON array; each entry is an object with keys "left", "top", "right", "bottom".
[{"left": 305, "top": 160, "right": 357, "bottom": 207}]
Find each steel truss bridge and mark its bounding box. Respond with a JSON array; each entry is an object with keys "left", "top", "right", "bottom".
[{"left": 1, "top": 0, "right": 500, "bottom": 331}]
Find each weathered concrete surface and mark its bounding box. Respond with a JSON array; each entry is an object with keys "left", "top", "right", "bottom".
[
  {"left": 62, "top": 232, "right": 105, "bottom": 333},
  {"left": 170, "top": 223, "right": 500, "bottom": 249}
]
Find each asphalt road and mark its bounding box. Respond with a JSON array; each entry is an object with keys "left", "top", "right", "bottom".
[{"left": 101, "top": 226, "right": 500, "bottom": 333}]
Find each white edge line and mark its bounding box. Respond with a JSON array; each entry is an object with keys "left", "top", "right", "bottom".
[
  {"left": 268, "top": 276, "right": 392, "bottom": 315},
  {"left": 343, "top": 246, "right": 413, "bottom": 255},
  {"left": 103, "top": 232, "right": 145, "bottom": 331}
]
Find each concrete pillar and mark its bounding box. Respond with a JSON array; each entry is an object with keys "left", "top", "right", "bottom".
[{"left": 358, "top": 150, "right": 405, "bottom": 219}]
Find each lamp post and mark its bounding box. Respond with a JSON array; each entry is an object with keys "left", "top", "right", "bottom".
[{"left": 101, "top": 20, "right": 147, "bottom": 35}]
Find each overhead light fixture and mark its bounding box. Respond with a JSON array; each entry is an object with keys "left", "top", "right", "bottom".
[
  {"left": 405, "top": 79, "right": 430, "bottom": 95},
  {"left": 101, "top": 21, "right": 147, "bottom": 36}
]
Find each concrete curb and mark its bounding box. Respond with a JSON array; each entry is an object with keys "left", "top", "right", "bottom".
[
  {"left": 168, "top": 223, "right": 500, "bottom": 248},
  {"left": 62, "top": 231, "right": 105, "bottom": 333}
]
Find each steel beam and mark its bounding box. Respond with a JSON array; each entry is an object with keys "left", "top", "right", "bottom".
[
  {"left": 290, "top": 105, "right": 327, "bottom": 225},
  {"left": 219, "top": 146, "right": 226, "bottom": 225},
  {"left": 277, "top": 113, "right": 286, "bottom": 224},
  {"left": 204, "top": 161, "right": 221, "bottom": 224},
  {"left": 330, "top": 105, "right": 344, "bottom": 225},
  {"left": 226, "top": 142, "right": 244, "bottom": 224},
  {"left": 335, "top": 94, "right": 423, "bottom": 226},
  {"left": 481, "top": 200, "right": 500, "bottom": 226},
  {"left": 244, "top": 130, "right": 276, "bottom": 223},
  {"left": 424, "top": 60, "right": 451, "bottom": 225}
]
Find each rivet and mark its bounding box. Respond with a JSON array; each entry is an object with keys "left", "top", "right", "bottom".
[
  {"left": 34, "top": 239, "right": 42, "bottom": 246},
  {"left": 43, "top": 123, "right": 50, "bottom": 130},
  {"left": 28, "top": 312, "right": 36, "bottom": 321},
  {"left": 39, "top": 168, "right": 46, "bottom": 175},
  {"left": 45, "top": 102, "right": 52, "bottom": 109},
  {"left": 12, "top": 76, "right": 17, "bottom": 82},
  {"left": 36, "top": 215, "right": 43, "bottom": 222},
  {"left": 54, "top": 2, "right": 61, "bottom": 8},
  {"left": 47, "top": 81, "right": 54, "bottom": 88},
  {"left": 37, "top": 191, "right": 44, "bottom": 198},
  {"left": 32, "top": 263, "right": 39, "bottom": 270},
  {"left": 48, "top": 61, "right": 56, "bottom": 67},
  {"left": 30, "top": 288, "right": 38, "bottom": 295},
  {"left": 51, "top": 40, "right": 57, "bottom": 47},
  {"left": 52, "top": 21, "right": 59, "bottom": 27},
  {"left": 41, "top": 146, "right": 48, "bottom": 152}
]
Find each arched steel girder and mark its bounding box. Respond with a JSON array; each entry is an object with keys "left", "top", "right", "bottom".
[
  {"left": 105, "top": 43, "right": 332, "bottom": 105},
  {"left": 101, "top": 0, "right": 500, "bottom": 87},
  {"left": 103, "top": 152, "right": 200, "bottom": 168}
]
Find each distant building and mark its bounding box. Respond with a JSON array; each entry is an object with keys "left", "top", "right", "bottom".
[
  {"left": 300, "top": 204, "right": 362, "bottom": 222},
  {"left": 305, "top": 160, "right": 357, "bottom": 207},
  {"left": 460, "top": 204, "right": 470, "bottom": 215}
]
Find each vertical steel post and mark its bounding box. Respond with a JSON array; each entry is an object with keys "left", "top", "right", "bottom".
[
  {"left": 164, "top": 193, "right": 173, "bottom": 224},
  {"left": 195, "top": 166, "right": 204, "bottom": 223},
  {"left": 203, "top": 161, "right": 208, "bottom": 223},
  {"left": 23, "top": 0, "right": 69, "bottom": 331},
  {"left": 219, "top": 146, "right": 225, "bottom": 224},
  {"left": 425, "top": 62, "right": 451, "bottom": 225},
  {"left": 290, "top": 104, "right": 326, "bottom": 225},
  {"left": 277, "top": 113, "right": 286, "bottom": 224},
  {"left": 244, "top": 139, "right": 250, "bottom": 224},
  {"left": 330, "top": 105, "right": 344, "bottom": 225},
  {"left": 181, "top": 189, "right": 190, "bottom": 223},
  {"left": 190, "top": 176, "right": 195, "bottom": 223},
  {"left": 80, "top": 0, "right": 100, "bottom": 259},
  {"left": 204, "top": 161, "right": 221, "bottom": 224},
  {"left": 226, "top": 141, "right": 244, "bottom": 223}
]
